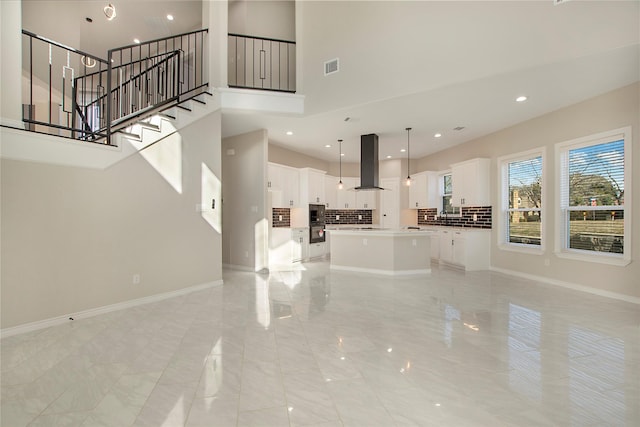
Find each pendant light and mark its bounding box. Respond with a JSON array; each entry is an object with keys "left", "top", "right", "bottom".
[
  {"left": 405, "top": 127, "right": 412, "bottom": 186},
  {"left": 103, "top": 3, "right": 117, "bottom": 21},
  {"left": 337, "top": 139, "right": 344, "bottom": 190}
]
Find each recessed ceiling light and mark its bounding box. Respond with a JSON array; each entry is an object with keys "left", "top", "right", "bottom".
[
  {"left": 340, "top": 153, "right": 345, "bottom": 157},
  {"left": 166, "top": 14, "right": 174, "bottom": 21},
  {"left": 286, "top": 131, "right": 293, "bottom": 135},
  {"left": 133, "top": 38, "right": 141, "bottom": 44},
  {"left": 516, "top": 95, "right": 528, "bottom": 102},
  {"left": 434, "top": 133, "right": 442, "bottom": 138},
  {"left": 386, "top": 155, "right": 392, "bottom": 159},
  {"left": 85, "top": 17, "right": 93, "bottom": 23},
  {"left": 325, "top": 144, "right": 331, "bottom": 148},
  {"left": 400, "top": 148, "right": 406, "bottom": 153}
]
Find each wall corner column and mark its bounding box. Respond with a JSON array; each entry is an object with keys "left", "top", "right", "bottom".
[
  {"left": 0, "top": 0, "right": 24, "bottom": 128},
  {"left": 203, "top": 0, "right": 228, "bottom": 90}
]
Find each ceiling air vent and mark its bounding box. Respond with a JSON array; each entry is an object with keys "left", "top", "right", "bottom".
[
  {"left": 553, "top": 0, "right": 571, "bottom": 5},
  {"left": 453, "top": 126, "right": 466, "bottom": 131},
  {"left": 324, "top": 58, "right": 339, "bottom": 76}
]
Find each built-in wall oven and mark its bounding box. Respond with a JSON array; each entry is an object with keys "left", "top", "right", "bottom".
[{"left": 309, "top": 204, "right": 326, "bottom": 243}]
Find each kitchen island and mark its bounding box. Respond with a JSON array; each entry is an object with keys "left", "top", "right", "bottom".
[{"left": 328, "top": 229, "right": 434, "bottom": 276}]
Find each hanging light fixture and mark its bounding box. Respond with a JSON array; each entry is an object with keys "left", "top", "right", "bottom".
[
  {"left": 81, "top": 55, "right": 97, "bottom": 68},
  {"left": 103, "top": 3, "right": 117, "bottom": 21},
  {"left": 337, "top": 139, "right": 344, "bottom": 190},
  {"left": 405, "top": 127, "right": 412, "bottom": 186}
]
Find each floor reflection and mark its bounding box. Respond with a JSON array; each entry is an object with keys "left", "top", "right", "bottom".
[{"left": 1, "top": 261, "right": 638, "bottom": 426}]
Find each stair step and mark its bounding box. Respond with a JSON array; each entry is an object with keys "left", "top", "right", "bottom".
[
  {"left": 192, "top": 98, "right": 206, "bottom": 105},
  {"left": 119, "top": 131, "right": 141, "bottom": 140},
  {"left": 136, "top": 122, "right": 161, "bottom": 132},
  {"left": 158, "top": 112, "right": 176, "bottom": 120},
  {"left": 177, "top": 104, "right": 192, "bottom": 112}
]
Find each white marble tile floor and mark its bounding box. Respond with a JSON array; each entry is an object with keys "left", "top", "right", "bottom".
[{"left": 1, "top": 261, "right": 639, "bottom": 426}]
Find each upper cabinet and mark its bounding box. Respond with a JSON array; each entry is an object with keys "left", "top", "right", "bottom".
[
  {"left": 451, "top": 158, "right": 490, "bottom": 207},
  {"left": 324, "top": 175, "right": 338, "bottom": 209},
  {"left": 299, "top": 168, "right": 326, "bottom": 205},
  {"left": 268, "top": 163, "right": 300, "bottom": 208},
  {"left": 408, "top": 171, "right": 438, "bottom": 209},
  {"left": 356, "top": 188, "right": 376, "bottom": 209},
  {"left": 336, "top": 177, "right": 357, "bottom": 209}
]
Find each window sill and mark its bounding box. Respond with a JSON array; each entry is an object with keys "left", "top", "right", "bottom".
[
  {"left": 499, "top": 244, "right": 544, "bottom": 256},
  {"left": 554, "top": 250, "right": 631, "bottom": 267}
]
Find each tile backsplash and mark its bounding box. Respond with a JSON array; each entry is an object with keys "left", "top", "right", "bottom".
[
  {"left": 272, "top": 208, "right": 291, "bottom": 227},
  {"left": 325, "top": 209, "right": 373, "bottom": 225},
  {"left": 417, "top": 206, "right": 492, "bottom": 229}
]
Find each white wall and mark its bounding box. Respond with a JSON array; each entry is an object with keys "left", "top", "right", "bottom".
[
  {"left": 222, "top": 129, "right": 269, "bottom": 271},
  {"left": 417, "top": 83, "right": 640, "bottom": 300},
  {"left": 228, "top": 0, "right": 295, "bottom": 41},
  {"left": 1, "top": 112, "right": 223, "bottom": 329}
]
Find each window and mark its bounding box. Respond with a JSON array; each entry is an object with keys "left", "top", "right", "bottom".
[
  {"left": 499, "top": 149, "right": 544, "bottom": 252},
  {"left": 556, "top": 127, "right": 632, "bottom": 265},
  {"left": 441, "top": 173, "right": 460, "bottom": 216}
]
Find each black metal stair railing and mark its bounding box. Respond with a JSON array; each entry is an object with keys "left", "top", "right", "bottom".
[
  {"left": 228, "top": 33, "right": 296, "bottom": 93},
  {"left": 105, "top": 29, "right": 209, "bottom": 141},
  {"left": 21, "top": 29, "right": 110, "bottom": 141},
  {"left": 21, "top": 29, "right": 208, "bottom": 145}
]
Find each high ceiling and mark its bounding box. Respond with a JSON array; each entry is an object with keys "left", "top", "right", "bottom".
[
  {"left": 21, "top": 0, "right": 203, "bottom": 58},
  {"left": 21, "top": 1, "right": 640, "bottom": 163},
  {"left": 223, "top": 0, "right": 640, "bottom": 163}
]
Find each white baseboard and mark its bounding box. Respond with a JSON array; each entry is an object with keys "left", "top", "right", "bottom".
[
  {"left": 330, "top": 264, "right": 430, "bottom": 276},
  {"left": 489, "top": 266, "right": 640, "bottom": 304},
  {"left": 1, "top": 280, "right": 224, "bottom": 339},
  {"left": 222, "top": 263, "right": 256, "bottom": 272}
]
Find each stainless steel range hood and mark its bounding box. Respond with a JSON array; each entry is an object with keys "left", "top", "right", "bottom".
[{"left": 355, "top": 133, "right": 385, "bottom": 191}]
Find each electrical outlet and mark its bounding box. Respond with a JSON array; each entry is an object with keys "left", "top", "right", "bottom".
[
  {"left": 358, "top": 215, "right": 362, "bottom": 220},
  {"left": 336, "top": 214, "right": 340, "bottom": 220},
  {"left": 279, "top": 215, "right": 283, "bottom": 222},
  {"left": 473, "top": 213, "right": 478, "bottom": 222},
  {"left": 412, "top": 239, "right": 417, "bottom": 247},
  {"left": 363, "top": 238, "right": 368, "bottom": 246},
  {"left": 133, "top": 274, "right": 141, "bottom": 284},
  {"left": 424, "top": 214, "right": 428, "bottom": 221}
]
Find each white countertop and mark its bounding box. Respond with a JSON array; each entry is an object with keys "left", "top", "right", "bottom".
[{"left": 327, "top": 228, "right": 436, "bottom": 237}]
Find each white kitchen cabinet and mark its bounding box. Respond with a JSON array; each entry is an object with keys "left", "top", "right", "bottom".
[
  {"left": 300, "top": 168, "right": 326, "bottom": 205},
  {"left": 291, "top": 228, "right": 309, "bottom": 262},
  {"left": 309, "top": 242, "right": 326, "bottom": 259},
  {"left": 409, "top": 171, "right": 439, "bottom": 209},
  {"left": 336, "top": 177, "right": 357, "bottom": 209},
  {"left": 269, "top": 227, "right": 305, "bottom": 265},
  {"left": 356, "top": 189, "right": 376, "bottom": 209},
  {"left": 408, "top": 171, "right": 428, "bottom": 209},
  {"left": 437, "top": 228, "right": 490, "bottom": 270},
  {"left": 268, "top": 163, "right": 300, "bottom": 208},
  {"left": 439, "top": 229, "right": 454, "bottom": 263},
  {"left": 451, "top": 158, "right": 490, "bottom": 207},
  {"left": 324, "top": 175, "right": 338, "bottom": 209}
]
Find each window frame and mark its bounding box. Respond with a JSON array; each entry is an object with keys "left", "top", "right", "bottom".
[
  {"left": 439, "top": 171, "right": 461, "bottom": 217},
  {"left": 555, "top": 127, "right": 632, "bottom": 266},
  {"left": 498, "top": 147, "right": 546, "bottom": 254}
]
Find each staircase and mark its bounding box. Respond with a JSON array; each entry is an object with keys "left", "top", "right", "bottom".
[
  {"left": 111, "top": 91, "right": 218, "bottom": 164},
  {"left": 14, "top": 29, "right": 211, "bottom": 166}
]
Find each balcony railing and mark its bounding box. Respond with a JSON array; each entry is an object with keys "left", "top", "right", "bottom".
[
  {"left": 228, "top": 33, "right": 296, "bottom": 93},
  {"left": 21, "top": 29, "right": 208, "bottom": 145},
  {"left": 22, "top": 29, "right": 110, "bottom": 140}
]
